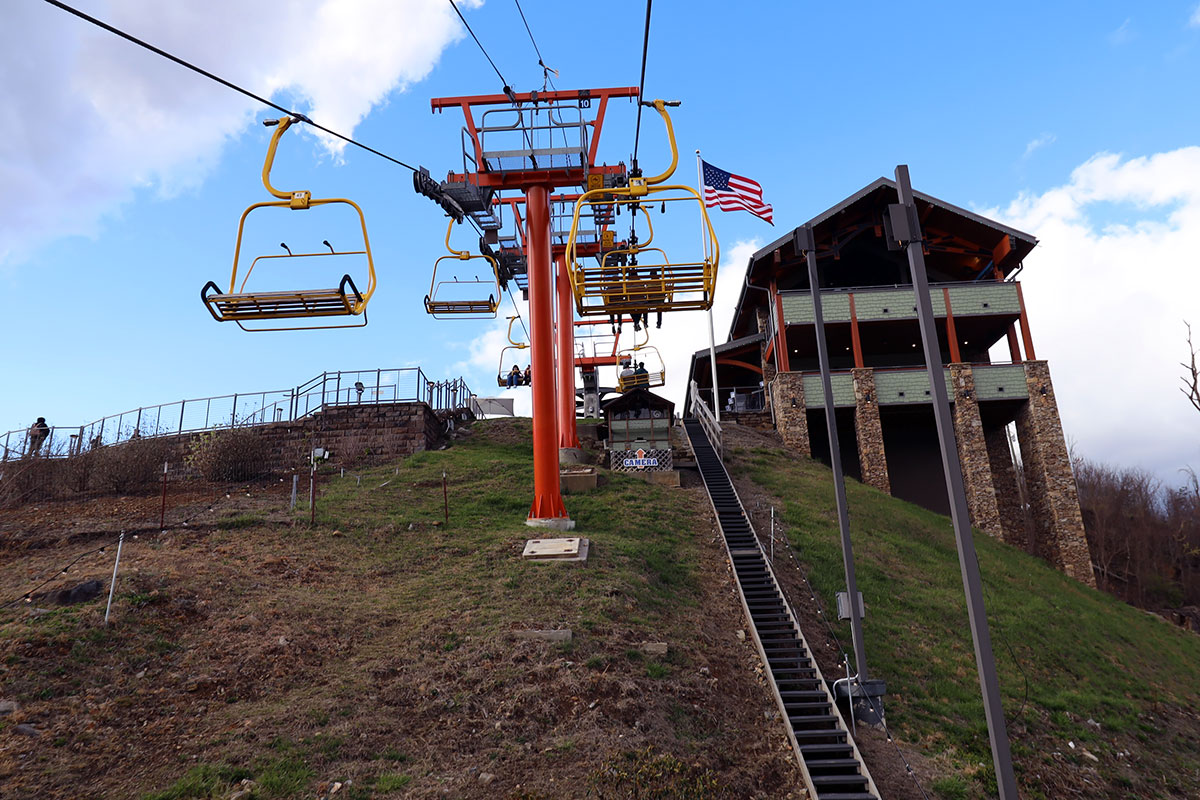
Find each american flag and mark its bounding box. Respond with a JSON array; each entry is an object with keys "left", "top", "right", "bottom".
[{"left": 701, "top": 159, "right": 773, "bottom": 225}]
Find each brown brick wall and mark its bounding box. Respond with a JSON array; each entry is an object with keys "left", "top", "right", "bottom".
[
  {"left": 949, "top": 365, "right": 1003, "bottom": 537},
  {"left": 851, "top": 368, "right": 890, "bottom": 494},
  {"left": 769, "top": 372, "right": 810, "bottom": 457},
  {"left": 1014, "top": 362, "right": 1096, "bottom": 586},
  {"left": 157, "top": 403, "right": 442, "bottom": 476}
]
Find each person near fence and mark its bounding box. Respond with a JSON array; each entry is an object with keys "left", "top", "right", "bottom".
[
  {"left": 28, "top": 417, "right": 50, "bottom": 455},
  {"left": 506, "top": 365, "right": 522, "bottom": 388}
]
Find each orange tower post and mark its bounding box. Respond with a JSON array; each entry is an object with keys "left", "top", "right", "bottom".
[
  {"left": 525, "top": 186, "right": 569, "bottom": 524},
  {"left": 556, "top": 254, "right": 581, "bottom": 448}
]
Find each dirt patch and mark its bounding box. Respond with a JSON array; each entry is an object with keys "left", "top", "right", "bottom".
[{"left": 0, "top": 448, "right": 810, "bottom": 799}]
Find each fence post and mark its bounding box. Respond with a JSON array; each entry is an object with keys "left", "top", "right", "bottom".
[
  {"left": 104, "top": 532, "right": 125, "bottom": 626},
  {"left": 230, "top": 394, "right": 238, "bottom": 427},
  {"left": 178, "top": 401, "right": 186, "bottom": 434},
  {"left": 290, "top": 474, "right": 298, "bottom": 511},
  {"left": 135, "top": 407, "right": 142, "bottom": 437}
]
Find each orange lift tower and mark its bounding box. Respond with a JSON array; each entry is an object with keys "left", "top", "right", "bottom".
[
  {"left": 429, "top": 87, "right": 638, "bottom": 528},
  {"left": 495, "top": 193, "right": 627, "bottom": 451}
]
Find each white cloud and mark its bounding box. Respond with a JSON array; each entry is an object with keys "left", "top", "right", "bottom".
[
  {"left": 984, "top": 147, "right": 1200, "bottom": 488},
  {"left": 1108, "top": 17, "right": 1134, "bottom": 45},
  {"left": 1023, "top": 133, "right": 1056, "bottom": 159},
  {"left": 0, "top": 0, "right": 468, "bottom": 266},
  {"left": 1190, "top": 3, "right": 1200, "bottom": 28}
]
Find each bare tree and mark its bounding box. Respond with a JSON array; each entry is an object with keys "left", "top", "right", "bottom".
[{"left": 1184, "top": 321, "right": 1200, "bottom": 414}]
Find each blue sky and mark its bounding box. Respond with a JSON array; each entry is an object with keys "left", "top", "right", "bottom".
[{"left": 2, "top": 1, "right": 1199, "bottom": 488}]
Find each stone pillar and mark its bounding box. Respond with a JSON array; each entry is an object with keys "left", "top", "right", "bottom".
[
  {"left": 949, "top": 364, "right": 1003, "bottom": 538},
  {"left": 851, "top": 368, "right": 890, "bottom": 494},
  {"left": 769, "top": 372, "right": 810, "bottom": 457},
  {"left": 984, "top": 426, "right": 1028, "bottom": 550},
  {"left": 1014, "top": 361, "right": 1096, "bottom": 587},
  {"left": 756, "top": 308, "right": 777, "bottom": 407}
]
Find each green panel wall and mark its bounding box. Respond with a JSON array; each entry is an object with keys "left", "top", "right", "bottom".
[
  {"left": 874, "top": 369, "right": 953, "bottom": 405},
  {"left": 972, "top": 364, "right": 1029, "bottom": 400},
  {"left": 782, "top": 283, "right": 1019, "bottom": 325},
  {"left": 794, "top": 363, "right": 1029, "bottom": 409},
  {"left": 800, "top": 373, "right": 856, "bottom": 408}
]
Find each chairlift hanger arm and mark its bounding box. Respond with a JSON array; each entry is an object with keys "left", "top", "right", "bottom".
[
  {"left": 260, "top": 117, "right": 309, "bottom": 204},
  {"left": 638, "top": 99, "right": 681, "bottom": 187}
]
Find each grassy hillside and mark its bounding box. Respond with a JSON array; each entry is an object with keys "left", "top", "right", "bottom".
[
  {"left": 724, "top": 432, "right": 1200, "bottom": 799},
  {"left": 0, "top": 420, "right": 801, "bottom": 799}
]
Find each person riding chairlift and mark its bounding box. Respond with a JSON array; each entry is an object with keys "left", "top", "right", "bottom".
[
  {"left": 522, "top": 364, "right": 532, "bottom": 385},
  {"left": 506, "top": 365, "right": 522, "bottom": 388}
]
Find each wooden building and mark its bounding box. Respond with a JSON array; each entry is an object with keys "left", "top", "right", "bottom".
[{"left": 687, "top": 176, "right": 1094, "bottom": 585}]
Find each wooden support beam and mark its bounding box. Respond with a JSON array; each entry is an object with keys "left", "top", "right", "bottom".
[
  {"left": 1015, "top": 282, "right": 1036, "bottom": 360},
  {"left": 716, "top": 358, "right": 764, "bottom": 375},
  {"left": 943, "top": 287, "right": 962, "bottom": 363},
  {"left": 848, "top": 293, "right": 864, "bottom": 368}
]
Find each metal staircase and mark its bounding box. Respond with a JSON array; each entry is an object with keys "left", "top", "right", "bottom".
[{"left": 682, "top": 418, "right": 879, "bottom": 800}]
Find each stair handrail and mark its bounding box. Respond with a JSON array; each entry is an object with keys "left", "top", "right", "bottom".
[{"left": 689, "top": 379, "right": 722, "bottom": 460}]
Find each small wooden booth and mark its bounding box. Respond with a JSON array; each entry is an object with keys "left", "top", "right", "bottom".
[{"left": 602, "top": 388, "right": 674, "bottom": 472}]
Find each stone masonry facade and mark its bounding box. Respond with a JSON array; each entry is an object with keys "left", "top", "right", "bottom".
[
  {"left": 984, "top": 426, "right": 1028, "bottom": 549},
  {"left": 851, "top": 368, "right": 890, "bottom": 493},
  {"left": 767, "top": 362, "right": 1096, "bottom": 586},
  {"left": 1014, "top": 361, "right": 1096, "bottom": 586},
  {"left": 949, "top": 364, "right": 1003, "bottom": 538},
  {"left": 769, "top": 372, "right": 810, "bottom": 456}
]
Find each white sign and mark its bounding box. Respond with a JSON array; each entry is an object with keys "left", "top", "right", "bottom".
[{"left": 622, "top": 448, "right": 660, "bottom": 469}]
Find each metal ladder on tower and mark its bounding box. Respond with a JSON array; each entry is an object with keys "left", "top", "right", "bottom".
[{"left": 681, "top": 418, "right": 880, "bottom": 800}]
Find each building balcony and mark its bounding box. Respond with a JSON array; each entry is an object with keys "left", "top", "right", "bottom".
[
  {"left": 780, "top": 281, "right": 1021, "bottom": 326},
  {"left": 799, "top": 363, "right": 1029, "bottom": 408}
]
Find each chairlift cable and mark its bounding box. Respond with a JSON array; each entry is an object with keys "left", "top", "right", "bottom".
[
  {"left": 513, "top": 0, "right": 547, "bottom": 74},
  {"left": 508, "top": 290, "right": 530, "bottom": 342},
  {"left": 447, "top": 0, "right": 512, "bottom": 95},
  {"left": 41, "top": 0, "right": 419, "bottom": 172},
  {"left": 631, "top": 0, "right": 654, "bottom": 170}
]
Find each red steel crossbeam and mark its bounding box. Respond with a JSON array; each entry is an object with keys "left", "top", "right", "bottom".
[{"left": 432, "top": 87, "right": 638, "bottom": 189}]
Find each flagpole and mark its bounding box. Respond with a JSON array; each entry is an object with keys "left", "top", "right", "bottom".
[{"left": 698, "top": 149, "right": 720, "bottom": 422}]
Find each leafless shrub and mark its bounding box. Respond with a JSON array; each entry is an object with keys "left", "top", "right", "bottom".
[
  {"left": 1183, "top": 321, "right": 1200, "bottom": 414},
  {"left": 186, "top": 428, "right": 269, "bottom": 482},
  {"left": 0, "top": 457, "right": 60, "bottom": 508},
  {"left": 87, "top": 436, "right": 172, "bottom": 494},
  {"left": 1077, "top": 457, "right": 1200, "bottom": 610}
]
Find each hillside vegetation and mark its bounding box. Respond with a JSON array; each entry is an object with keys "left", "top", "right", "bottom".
[
  {"left": 724, "top": 429, "right": 1200, "bottom": 799},
  {"left": 0, "top": 420, "right": 800, "bottom": 799},
  {"left": 2, "top": 418, "right": 1198, "bottom": 799}
]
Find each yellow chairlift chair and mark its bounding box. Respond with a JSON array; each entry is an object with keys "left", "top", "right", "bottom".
[
  {"left": 616, "top": 344, "right": 666, "bottom": 392},
  {"left": 565, "top": 99, "right": 719, "bottom": 319},
  {"left": 201, "top": 116, "right": 377, "bottom": 331},
  {"left": 496, "top": 316, "right": 530, "bottom": 387},
  {"left": 425, "top": 220, "right": 501, "bottom": 319}
]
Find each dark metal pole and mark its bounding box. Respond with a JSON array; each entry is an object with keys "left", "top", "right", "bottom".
[
  {"left": 795, "top": 224, "right": 870, "bottom": 684},
  {"left": 892, "top": 164, "right": 1018, "bottom": 799},
  {"left": 442, "top": 470, "right": 449, "bottom": 526}
]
